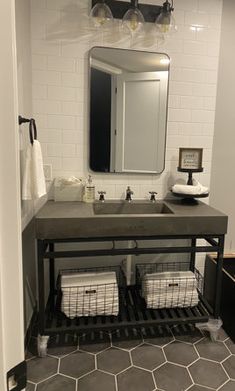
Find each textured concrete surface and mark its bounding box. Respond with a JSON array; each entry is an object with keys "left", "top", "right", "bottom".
[{"left": 35, "top": 199, "right": 228, "bottom": 239}]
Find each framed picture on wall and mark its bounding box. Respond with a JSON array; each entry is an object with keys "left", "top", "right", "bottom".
[{"left": 178, "top": 148, "right": 203, "bottom": 170}]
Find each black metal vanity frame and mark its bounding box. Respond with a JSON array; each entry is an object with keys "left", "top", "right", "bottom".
[{"left": 37, "top": 233, "right": 224, "bottom": 337}]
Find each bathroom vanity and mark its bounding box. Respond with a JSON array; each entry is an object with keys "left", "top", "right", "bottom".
[{"left": 35, "top": 199, "right": 227, "bottom": 338}]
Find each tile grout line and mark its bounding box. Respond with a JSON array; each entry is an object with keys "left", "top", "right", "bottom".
[
  {"left": 76, "top": 368, "right": 96, "bottom": 381},
  {"left": 58, "top": 372, "right": 78, "bottom": 381},
  {"left": 114, "top": 373, "right": 118, "bottom": 391},
  {"left": 217, "top": 378, "right": 232, "bottom": 391},
  {"left": 186, "top": 356, "right": 200, "bottom": 369},
  {"left": 111, "top": 365, "right": 133, "bottom": 377},
  {"left": 186, "top": 365, "right": 195, "bottom": 388},
  {"left": 194, "top": 383, "right": 215, "bottom": 391}
]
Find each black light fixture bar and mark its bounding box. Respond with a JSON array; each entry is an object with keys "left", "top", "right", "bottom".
[{"left": 91, "top": 0, "right": 162, "bottom": 23}]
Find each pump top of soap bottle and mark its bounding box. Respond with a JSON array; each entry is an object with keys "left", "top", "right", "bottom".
[{"left": 87, "top": 175, "right": 92, "bottom": 185}]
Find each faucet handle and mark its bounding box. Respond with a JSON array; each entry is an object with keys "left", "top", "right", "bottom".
[
  {"left": 98, "top": 191, "right": 106, "bottom": 202},
  {"left": 126, "top": 186, "right": 134, "bottom": 201},
  {"left": 127, "top": 186, "right": 134, "bottom": 194},
  {"left": 149, "top": 191, "right": 157, "bottom": 202}
]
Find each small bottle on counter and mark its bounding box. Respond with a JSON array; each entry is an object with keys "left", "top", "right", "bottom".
[{"left": 83, "top": 175, "right": 95, "bottom": 203}]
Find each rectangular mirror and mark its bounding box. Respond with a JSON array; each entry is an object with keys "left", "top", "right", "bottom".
[{"left": 89, "top": 47, "right": 170, "bottom": 174}]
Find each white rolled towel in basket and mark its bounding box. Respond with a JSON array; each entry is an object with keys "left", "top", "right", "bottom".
[
  {"left": 61, "top": 271, "right": 119, "bottom": 318},
  {"left": 142, "top": 270, "right": 199, "bottom": 309}
]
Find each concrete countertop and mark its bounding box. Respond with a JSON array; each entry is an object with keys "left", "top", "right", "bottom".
[{"left": 35, "top": 199, "right": 228, "bottom": 239}]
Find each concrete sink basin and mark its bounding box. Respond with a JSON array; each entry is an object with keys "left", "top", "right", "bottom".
[
  {"left": 35, "top": 200, "right": 228, "bottom": 239},
  {"left": 93, "top": 201, "right": 174, "bottom": 215}
]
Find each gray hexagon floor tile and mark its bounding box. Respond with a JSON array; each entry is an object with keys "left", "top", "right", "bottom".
[
  {"left": 117, "top": 366, "right": 155, "bottom": 391},
  {"left": 216, "top": 328, "right": 229, "bottom": 342},
  {"left": 172, "top": 325, "right": 203, "bottom": 344},
  {"left": 164, "top": 341, "right": 198, "bottom": 366},
  {"left": 142, "top": 326, "right": 174, "bottom": 347},
  {"left": 195, "top": 338, "right": 230, "bottom": 362},
  {"left": 112, "top": 328, "right": 143, "bottom": 350},
  {"left": 218, "top": 380, "right": 235, "bottom": 391},
  {"left": 223, "top": 356, "right": 235, "bottom": 379},
  {"left": 78, "top": 370, "right": 116, "bottom": 391},
  {"left": 26, "top": 383, "right": 36, "bottom": 391},
  {"left": 59, "top": 350, "right": 95, "bottom": 379},
  {"left": 144, "top": 334, "right": 174, "bottom": 347},
  {"left": 154, "top": 362, "right": 192, "bottom": 391},
  {"left": 27, "top": 356, "right": 58, "bottom": 383},
  {"left": 47, "top": 345, "right": 78, "bottom": 358},
  {"left": 188, "top": 386, "right": 215, "bottom": 391},
  {"left": 25, "top": 350, "right": 36, "bottom": 361},
  {"left": 79, "top": 333, "right": 111, "bottom": 353},
  {"left": 225, "top": 339, "right": 235, "bottom": 355},
  {"left": 26, "top": 337, "right": 38, "bottom": 359},
  {"left": 97, "top": 347, "right": 131, "bottom": 374},
  {"left": 189, "top": 358, "right": 228, "bottom": 389},
  {"left": 112, "top": 338, "right": 143, "bottom": 350},
  {"left": 131, "top": 344, "right": 165, "bottom": 370},
  {"left": 37, "top": 374, "right": 76, "bottom": 391}
]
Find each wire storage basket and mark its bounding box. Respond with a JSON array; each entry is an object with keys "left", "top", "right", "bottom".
[
  {"left": 57, "top": 265, "right": 126, "bottom": 319},
  {"left": 136, "top": 262, "right": 203, "bottom": 310}
]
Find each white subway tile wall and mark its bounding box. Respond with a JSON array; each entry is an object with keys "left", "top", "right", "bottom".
[{"left": 31, "top": 0, "right": 222, "bottom": 199}]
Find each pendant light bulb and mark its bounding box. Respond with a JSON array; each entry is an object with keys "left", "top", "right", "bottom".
[
  {"left": 155, "top": 0, "right": 176, "bottom": 35},
  {"left": 122, "top": 0, "right": 145, "bottom": 35},
  {"left": 90, "top": 0, "right": 113, "bottom": 28}
]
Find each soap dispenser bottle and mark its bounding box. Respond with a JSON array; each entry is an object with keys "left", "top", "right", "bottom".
[{"left": 83, "top": 175, "right": 95, "bottom": 203}]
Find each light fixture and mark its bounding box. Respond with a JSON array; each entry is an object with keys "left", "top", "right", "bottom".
[
  {"left": 90, "top": 0, "right": 113, "bottom": 28},
  {"left": 155, "top": 0, "right": 176, "bottom": 35},
  {"left": 122, "top": 0, "right": 145, "bottom": 35},
  {"left": 90, "top": 0, "right": 177, "bottom": 43}
]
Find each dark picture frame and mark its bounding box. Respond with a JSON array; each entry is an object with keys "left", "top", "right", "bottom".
[{"left": 179, "top": 148, "right": 203, "bottom": 171}]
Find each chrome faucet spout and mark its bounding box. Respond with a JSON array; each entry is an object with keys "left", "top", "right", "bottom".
[{"left": 125, "top": 186, "right": 134, "bottom": 202}]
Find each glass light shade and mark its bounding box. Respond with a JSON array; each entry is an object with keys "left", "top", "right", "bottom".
[
  {"left": 155, "top": 9, "right": 177, "bottom": 35},
  {"left": 122, "top": 7, "right": 145, "bottom": 35},
  {"left": 90, "top": 1, "right": 113, "bottom": 28}
]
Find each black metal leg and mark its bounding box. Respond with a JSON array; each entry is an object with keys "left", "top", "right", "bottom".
[
  {"left": 49, "top": 243, "right": 55, "bottom": 310},
  {"left": 37, "top": 239, "right": 45, "bottom": 334},
  {"left": 190, "top": 238, "right": 196, "bottom": 271},
  {"left": 214, "top": 235, "right": 225, "bottom": 318}
]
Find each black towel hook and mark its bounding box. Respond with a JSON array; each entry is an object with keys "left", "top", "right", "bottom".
[
  {"left": 29, "top": 118, "right": 37, "bottom": 145},
  {"left": 18, "top": 115, "right": 37, "bottom": 145},
  {"left": 18, "top": 115, "right": 30, "bottom": 125}
]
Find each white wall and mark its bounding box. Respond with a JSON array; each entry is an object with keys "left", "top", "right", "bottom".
[
  {"left": 30, "top": 0, "right": 222, "bottom": 199},
  {"left": 15, "top": 0, "right": 38, "bottom": 332},
  {"left": 17, "top": 0, "right": 47, "bottom": 230},
  {"left": 16, "top": 0, "right": 34, "bottom": 230},
  {"left": 0, "top": 0, "right": 25, "bottom": 388},
  {"left": 210, "top": 0, "right": 235, "bottom": 251}
]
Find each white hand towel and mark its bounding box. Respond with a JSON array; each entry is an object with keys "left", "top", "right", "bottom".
[
  {"left": 22, "top": 144, "right": 32, "bottom": 200},
  {"left": 172, "top": 179, "right": 209, "bottom": 195},
  {"left": 22, "top": 140, "right": 46, "bottom": 200},
  {"left": 31, "top": 140, "right": 46, "bottom": 198},
  {"left": 144, "top": 289, "right": 199, "bottom": 309}
]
